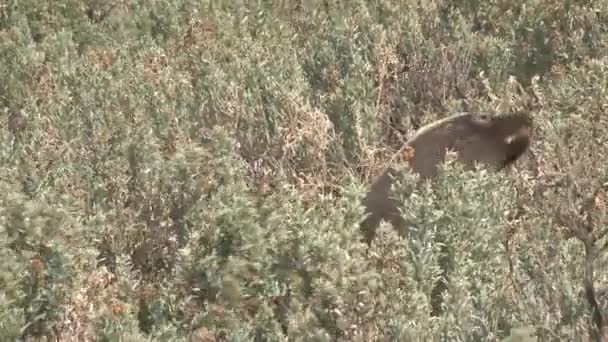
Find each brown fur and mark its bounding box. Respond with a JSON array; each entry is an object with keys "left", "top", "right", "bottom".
[{"left": 360, "top": 112, "right": 533, "bottom": 245}]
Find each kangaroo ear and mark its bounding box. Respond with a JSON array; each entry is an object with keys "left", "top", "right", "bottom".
[{"left": 494, "top": 111, "right": 534, "bottom": 136}]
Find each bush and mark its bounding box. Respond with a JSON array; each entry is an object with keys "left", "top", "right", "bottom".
[{"left": 1, "top": 0, "right": 608, "bottom": 340}]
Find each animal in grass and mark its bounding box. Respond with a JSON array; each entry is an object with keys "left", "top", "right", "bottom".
[{"left": 360, "top": 111, "right": 534, "bottom": 246}]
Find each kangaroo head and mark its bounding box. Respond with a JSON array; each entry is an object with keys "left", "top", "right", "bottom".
[
  {"left": 474, "top": 111, "right": 533, "bottom": 138},
  {"left": 447, "top": 111, "right": 534, "bottom": 173}
]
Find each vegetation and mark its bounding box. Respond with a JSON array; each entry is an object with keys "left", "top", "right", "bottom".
[{"left": 1, "top": 0, "right": 608, "bottom": 340}]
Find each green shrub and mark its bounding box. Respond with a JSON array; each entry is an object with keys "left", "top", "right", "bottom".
[{"left": 1, "top": 0, "right": 608, "bottom": 340}]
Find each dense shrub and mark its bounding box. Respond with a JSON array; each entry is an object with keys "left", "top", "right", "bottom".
[{"left": 1, "top": 0, "right": 608, "bottom": 340}]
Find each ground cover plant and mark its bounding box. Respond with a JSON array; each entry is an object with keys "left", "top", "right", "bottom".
[{"left": 1, "top": 0, "right": 608, "bottom": 341}]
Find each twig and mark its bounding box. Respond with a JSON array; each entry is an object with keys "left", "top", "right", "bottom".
[{"left": 561, "top": 179, "right": 607, "bottom": 341}]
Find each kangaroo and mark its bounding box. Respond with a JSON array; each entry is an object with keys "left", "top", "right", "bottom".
[{"left": 360, "top": 111, "right": 533, "bottom": 246}]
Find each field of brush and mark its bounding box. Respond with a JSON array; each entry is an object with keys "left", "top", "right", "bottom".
[{"left": 1, "top": 1, "right": 608, "bottom": 341}]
